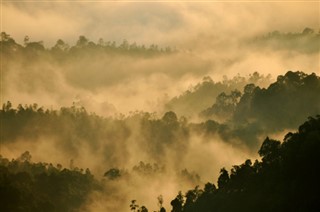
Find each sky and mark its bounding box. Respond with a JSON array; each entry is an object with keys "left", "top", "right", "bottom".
[
  {"left": 2, "top": 1, "right": 319, "bottom": 48},
  {"left": 1, "top": 1, "right": 320, "bottom": 114}
]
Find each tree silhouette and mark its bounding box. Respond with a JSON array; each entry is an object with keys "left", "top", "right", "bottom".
[
  {"left": 130, "top": 200, "right": 139, "bottom": 212},
  {"left": 217, "top": 168, "right": 229, "bottom": 189},
  {"left": 171, "top": 191, "right": 184, "bottom": 212},
  {"left": 168, "top": 115, "right": 320, "bottom": 211}
]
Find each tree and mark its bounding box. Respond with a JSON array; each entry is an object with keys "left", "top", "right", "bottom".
[
  {"left": 24, "top": 35, "right": 29, "bottom": 46},
  {"left": 104, "top": 168, "right": 121, "bottom": 180},
  {"left": 130, "top": 200, "right": 139, "bottom": 212},
  {"left": 17, "top": 151, "right": 32, "bottom": 162},
  {"left": 119, "top": 39, "right": 129, "bottom": 50},
  {"left": 158, "top": 195, "right": 166, "bottom": 212},
  {"left": 76, "top": 35, "right": 89, "bottom": 47},
  {"left": 258, "top": 137, "right": 281, "bottom": 163},
  {"left": 1, "top": 32, "right": 13, "bottom": 42},
  {"left": 26, "top": 41, "right": 45, "bottom": 51},
  {"left": 140, "top": 206, "right": 148, "bottom": 212},
  {"left": 171, "top": 192, "right": 183, "bottom": 212},
  {"left": 162, "top": 111, "right": 178, "bottom": 125},
  {"left": 204, "top": 182, "right": 216, "bottom": 194},
  {"left": 217, "top": 168, "right": 229, "bottom": 189},
  {"left": 302, "top": 27, "right": 314, "bottom": 34},
  {"left": 52, "top": 39, "right": 69, "bottom": 52},
  {"left": 168, "top": 115, "right": 320, "bottom": 212}
]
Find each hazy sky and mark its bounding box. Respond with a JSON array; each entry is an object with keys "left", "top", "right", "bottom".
[
  {"left": 1, "top": 1, "right": 320, "bottom": 114},
  {"left": 2, "top": 1, "right": 319, "bottom": 48}
]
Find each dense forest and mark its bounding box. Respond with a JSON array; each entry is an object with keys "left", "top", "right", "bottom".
[
  {"left": 1, "top": 70, "right": 320, "bottom": 211},
  {"left": 2, "top": 71, "right": 318, "bottom": 151},
  {"left": 165, "top": 72, "right": 272, "bottom": 119},
  {"left": 1, "top": 31, "right": 174, "bottom": 56},
  {"left": 248, "top": 27, "right": 320, "bottom": 54},
  {"left": 1, "top": 115, "right": 319, "bottom": 211},
  {"left": 0, "top": 152, "right": 99, "bottom": 211},
  {"left": 1, "top": 28, "right": 320, "bottom": 211},
  {"left": 168, "top": 115, "right": 320, "bottom": 212}
]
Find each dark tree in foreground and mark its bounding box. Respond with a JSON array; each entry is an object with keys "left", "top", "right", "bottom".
[{"left": 170, "top": 115, "right": 320, "bottom": 212}]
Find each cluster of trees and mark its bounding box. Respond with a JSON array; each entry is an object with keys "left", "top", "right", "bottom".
[
  {"left": 1, "top": 102, "right": 123, "bottom": 154},
  {"left": 234, "top": 71, "right": 320, "bottom": 130},
  {"left": 1, "top": 69, "right": 319, "bottom": 210},
  {"left": 104, "top": 162, "right": 166, "bottom": 180},
  {"left": 2, "top": 110, "right": 319, "bottom": 211},
  {"left": 104, "top": 162, "right": 201, "bottom": 187},
  {"left": 1, "top": 31, "right": 180, "bottom": 92},
  {"left": 165, "top": 72, "right": 271, "bottom": 118},
  {"left": 200, "top": 89, "right": 241, "bottom": 122},
  {"left": 1, "top": 32, "right": 175, "bottom": 58},
  {"left": 0, "top": 152, "right": 99, "bottom": 211},
  {"left": 248, "top": 27, "right": 320, "bottom": 53},
  {"left": 196, "top": 71, "right": 320, "bottom": 149},
  {"left": 0, "top": 102, "right": 191, "bottom": 169},
  {"left": 1, "top": 27, "right": 319, "bottom": 211},
  {"left": 129, "top": 196, "right": 166, "bottom": 212},
  {"left": 162, "top": 115, "right": 320, "bottom": 211},
  {"left": 2, "top": 71, "right": 319, "bottom": 156},
  {"left": 203, "top": 71, "right": 320, "bottom": 130}
]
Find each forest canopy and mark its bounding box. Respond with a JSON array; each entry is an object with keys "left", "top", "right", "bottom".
[
  {"left": 168, "top": 115, "right": 320, "bottom": 212},
  {"left": 1, "top": 115, "right": 319, "bottom": 211}
]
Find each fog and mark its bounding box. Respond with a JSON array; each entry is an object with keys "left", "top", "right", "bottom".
[
  {"left": 2, "top": 2, "right": 320, "bottom": 113},
  {"left": 1, "top": 1, "right": 320, "bottom": 211}
]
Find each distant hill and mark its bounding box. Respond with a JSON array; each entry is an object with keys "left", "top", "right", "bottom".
[{"left": 165, "top": 72, "right": 271, "bottom": 119}]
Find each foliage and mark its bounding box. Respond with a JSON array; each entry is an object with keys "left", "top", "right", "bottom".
[
  {"left": 248, "top": 27, "right": 320, "bottom": 54},
  {"left": 166, "top": 73, "right": 271, "bottom": 118},
  {"left": 234, "top": 71, "right": 320, "bottom": 130},
  {"left": 169, "top": 115, "right": 320, "bottom": 211},
  {"left": 0, "top": 32, "right": 175, "bottom": 58},
  {"left": 2, "top": 70, "right": 320, "bottom": 158},
  {"left": 198, "top": 71, "right": 320, "bottom": 148},
  {"left": 0, "top": 152, "right": 99, "bottom": 211}
]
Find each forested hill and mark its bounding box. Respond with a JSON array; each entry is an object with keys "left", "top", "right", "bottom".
[
  {"left": 165, "top": 72, "right": 272, "bottom": 118},
  {"left": 0, "top": 152, "right": 99, "bottom": 211},
  {"left": 1, "top": 71, "right": 320, "bottom": 153},
  {"left": 1, "top": 32, "right": 320, "bottom": 211},
  {"left": 169, "top": 115, "right": 320, "bottom": 212},
  {"left": 201, "top": 71, "right": 320, "bottom": 129},
  {"left": 1, "top": 115, "right": 319, "bottom": 211},
  {"left": 1, "top": 32, "right": 174, "bottom": 57},
  {"left": 247, "top": 27, "right": 320, "bottom": 54}
]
